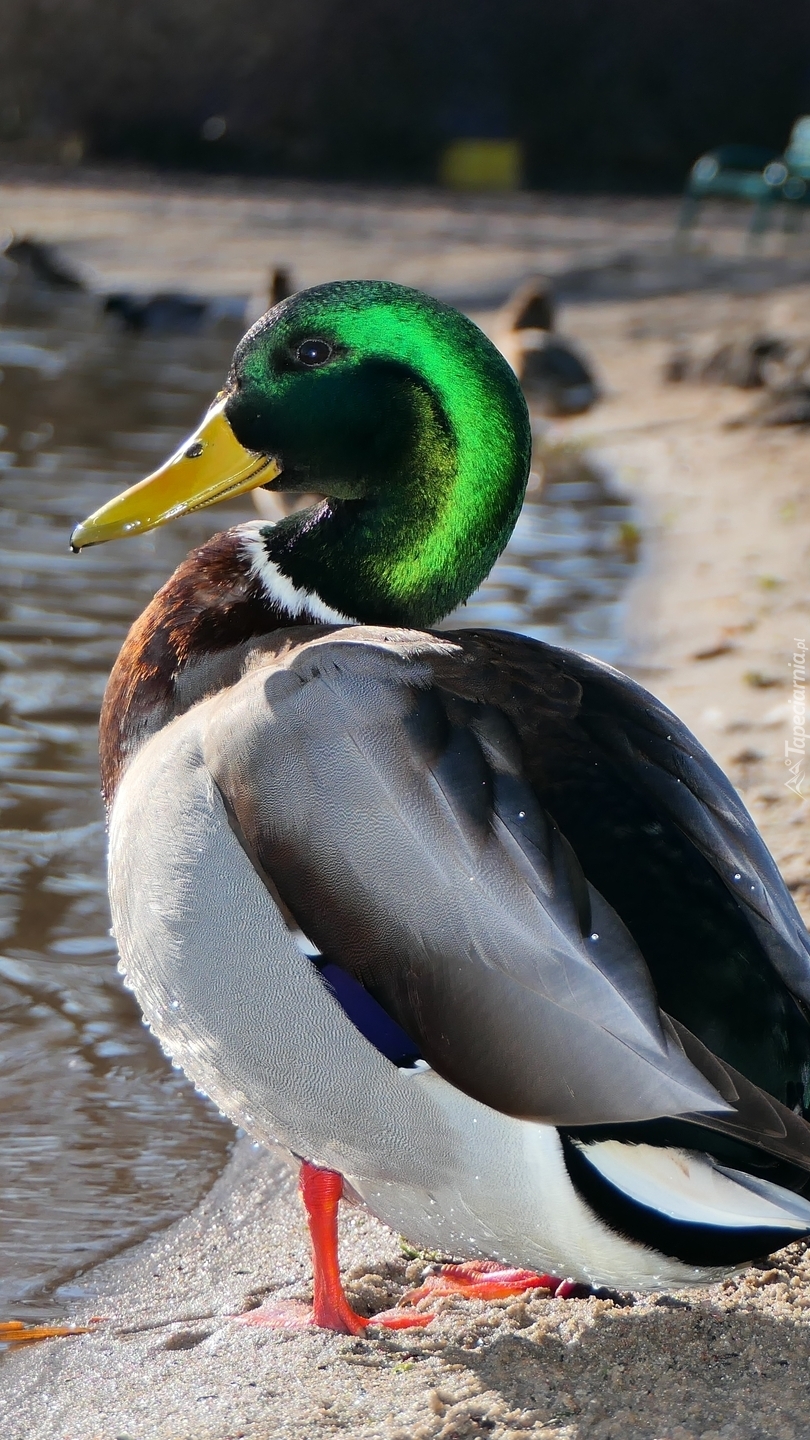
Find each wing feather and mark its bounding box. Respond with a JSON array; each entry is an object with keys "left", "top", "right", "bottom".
[{"left": 472, "top": 634, "right": 810, "bottom": 1003}]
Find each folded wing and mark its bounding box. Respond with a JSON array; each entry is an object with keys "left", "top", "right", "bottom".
[{"left": 204, "top": 630, "right": 729, "bottom": 1126}]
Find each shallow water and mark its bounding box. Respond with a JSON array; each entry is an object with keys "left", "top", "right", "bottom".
[{"left": 0, "top": 283, "right": 635, "bottom": 1322}]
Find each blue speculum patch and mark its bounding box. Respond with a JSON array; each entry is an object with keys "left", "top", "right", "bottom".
[{"left": 316, "top": 959, "right": 422, "bottom": 1067}]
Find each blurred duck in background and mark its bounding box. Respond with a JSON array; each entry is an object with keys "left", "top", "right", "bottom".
[
  {"left": 102, "top": 265, "right": 294, "bottom": 335},
  {"left": 496, "top": 276, "right": 599, "bottom": 416},
  {"left": 2, "top": 236, "right": 86, "bottom": 291}
]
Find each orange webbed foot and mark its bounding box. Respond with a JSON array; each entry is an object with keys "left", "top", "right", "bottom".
[
  {"left": 0, "top": 1319, "right": 96, "bottom": 1347},
  {"left": 234, "top": 1289, "right": 370, "bottom": 1336},
  {"left": 234, "top": 1297, "right": 318, "bottom": 1331},
  {"left": 400, "top": 1260, "right": 594, "bottom": 1306},
  {"left": 366, "top": 1305, "right": 434, "bottom": 1329},
  {"left": 234, "top": 1295, "right": 433, "bottom": 1334}
]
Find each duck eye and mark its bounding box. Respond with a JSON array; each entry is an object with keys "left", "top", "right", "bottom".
[{"left": 296, "top": 338, "right": 332, "bottom": 367}]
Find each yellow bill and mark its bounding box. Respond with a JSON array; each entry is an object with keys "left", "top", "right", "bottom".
[{"left": 70, "top": 397, "right": 281, "bottom": 550}]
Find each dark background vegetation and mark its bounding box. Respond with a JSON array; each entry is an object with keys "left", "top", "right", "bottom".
[{"left": 1, "top": 0, "right": 810, "bottom": 189}]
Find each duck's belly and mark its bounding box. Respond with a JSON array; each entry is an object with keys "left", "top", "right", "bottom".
[{"left": 109, "top": 704, "right": 727, "bottom": 1293}]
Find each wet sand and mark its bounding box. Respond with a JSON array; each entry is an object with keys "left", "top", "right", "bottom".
[{"left": 2, "top": 173, "right": 810, "bottom": 1438}]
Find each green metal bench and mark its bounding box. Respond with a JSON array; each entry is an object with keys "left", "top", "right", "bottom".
[
  {"left": 677, "top": 143, "right": 779, "bottom": 237},
  {"left": 677, "top": 118, "right": 810, "bottom": 242},
  {"left": 750, "top": 116, "right": 810, "bottom": 235}
]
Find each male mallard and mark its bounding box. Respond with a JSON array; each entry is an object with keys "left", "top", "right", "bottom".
[{"left": 67, "top": 280, "right": 810, "bottom": 1334}]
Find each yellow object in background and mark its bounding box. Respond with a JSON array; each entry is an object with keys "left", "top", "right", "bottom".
[{"left": 439, "top": 138, "right": 523, "bottom": 191}]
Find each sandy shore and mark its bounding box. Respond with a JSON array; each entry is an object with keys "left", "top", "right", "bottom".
[
  {"left": 3, "top": 1134, "right": 810, "bottom": 1440},
  {"left": 2, "top": 174, "right": 810, "bottom": 1438},
  {"left": 5, "top": 165, "right": 810, "bottom": 308}
]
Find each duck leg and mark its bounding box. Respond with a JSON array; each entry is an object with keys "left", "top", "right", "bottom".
[
  {"left": 236, "top": 1161, "right": 433, "bottom": 1334},
  {"left": 300, "top": 1163, "right": 372, "bottom": 1334}
]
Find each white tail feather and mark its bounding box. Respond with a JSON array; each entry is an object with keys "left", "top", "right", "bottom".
[{"left": 578, "top": 1140, "right": 810, "bottom": 1231}]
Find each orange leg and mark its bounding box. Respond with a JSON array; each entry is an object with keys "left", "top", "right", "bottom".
[
  {"left": 302, "top": 1163, "right": 372, "bottom": 1334},
  {"left": 236, "top": 1161, "right": 433, "bottom": 1334}
]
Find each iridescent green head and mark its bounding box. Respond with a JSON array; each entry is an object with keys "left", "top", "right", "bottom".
[
  {"left": 71, "top": 280, "right": 531, "bottom": 629},
  {"left": 226, "top": 280, "right": 531, "bottom": 627}
]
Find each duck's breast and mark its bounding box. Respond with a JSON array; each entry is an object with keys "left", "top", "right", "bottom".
[{"left": 109, "top": 694, "right": 465, "bottom": 1186}]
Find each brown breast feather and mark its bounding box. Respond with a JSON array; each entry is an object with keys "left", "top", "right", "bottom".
[{"left": 99, "top": 527, "right": 295, "bottom": 805}]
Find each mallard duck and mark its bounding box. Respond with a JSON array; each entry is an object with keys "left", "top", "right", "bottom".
[
  {"left": 103, "top": 292, "right": 248, "bottom": 335},
  {"left": 66, "top": 280, "right": 810, "bottom": 1335},
  {"left": 496, "top": 275, "right": 598, "bottom": 417},
  {"left": 4, "top": 236, "right": 85, "bottom": 291}
]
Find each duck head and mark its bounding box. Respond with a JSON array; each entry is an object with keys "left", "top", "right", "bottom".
[{"left": 71, "top": 280, "right": 531, "bottom": 627}]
